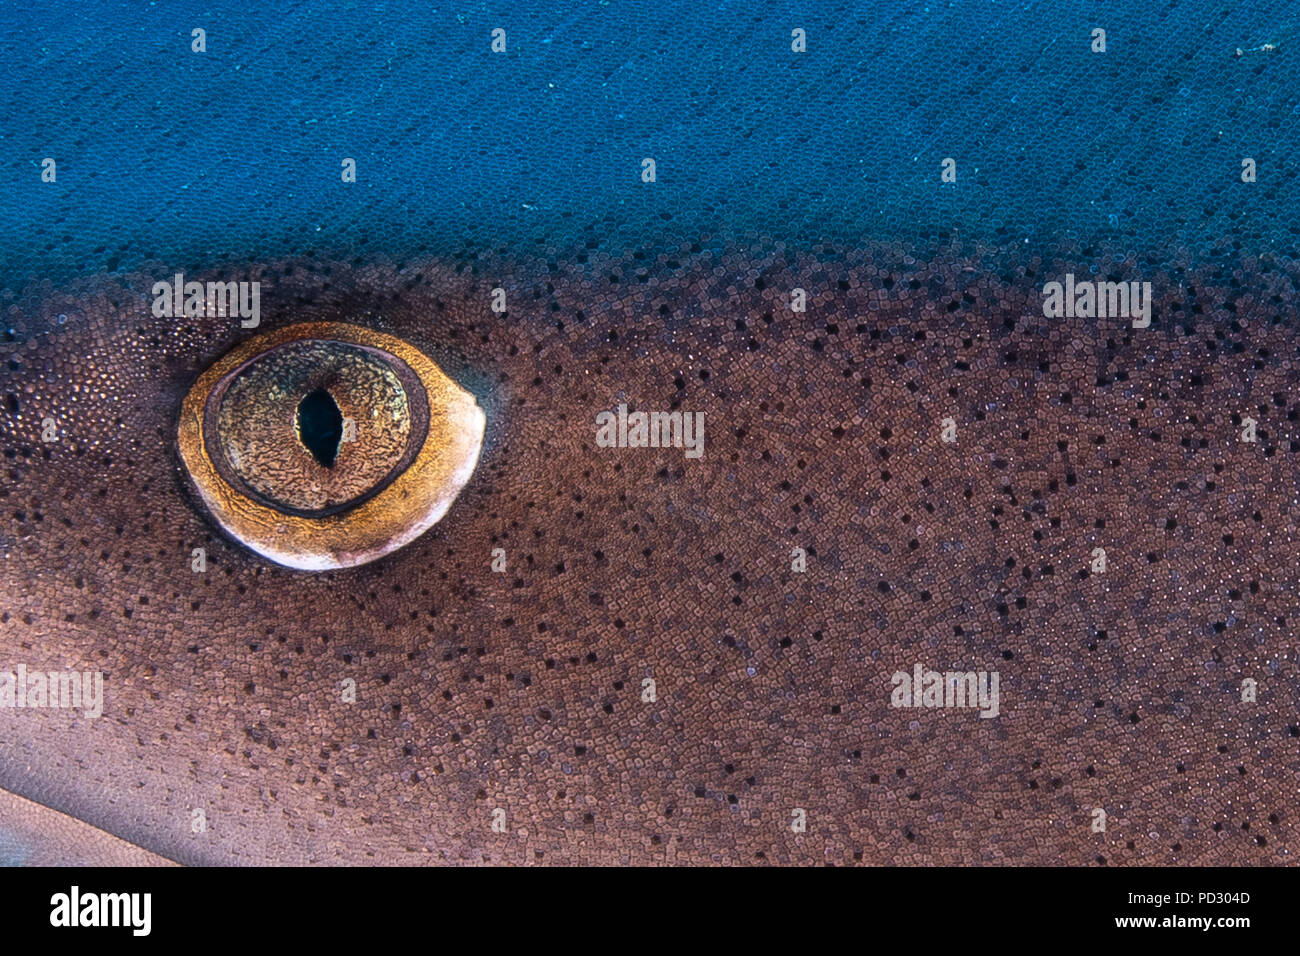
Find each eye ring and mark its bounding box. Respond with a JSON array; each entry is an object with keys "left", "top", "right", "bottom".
[
  {"left": 177, "top": 322, "right": 485, "bottom": 571},
  {"left": 201, "top": 340, "right": 430, "bottom": 518}
]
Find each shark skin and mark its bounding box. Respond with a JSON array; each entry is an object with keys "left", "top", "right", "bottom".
[
  {"left": 0, "top": 787, "right": 177, "bottom": 867},
  {"left": 0, "top": 242, "right": 1297, "bottom": 865}
]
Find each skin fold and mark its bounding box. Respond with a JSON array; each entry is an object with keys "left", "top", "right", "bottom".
[
  {"left": 0, "top": 787, "right": 176, "bottom": 867},
  {"left": 0, "top": 240, "right": 1296, "bottom": 865}
]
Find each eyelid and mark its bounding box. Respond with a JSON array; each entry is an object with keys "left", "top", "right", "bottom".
[{"left": 177, "top": 322, "right": 485, "bottom": 571}]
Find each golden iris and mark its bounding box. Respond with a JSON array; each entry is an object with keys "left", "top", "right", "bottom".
[{"left": 177, "top": 322, "right": 485, "bottom": 570}]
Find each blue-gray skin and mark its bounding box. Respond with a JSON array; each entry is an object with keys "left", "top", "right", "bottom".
[{"left": 0, "top": 243, "right": 1296, "bottom": 864}]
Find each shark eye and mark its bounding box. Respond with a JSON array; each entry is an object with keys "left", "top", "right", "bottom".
[
  {"left": 215, "top": 339, "right": 415, "bottom": 514},
  {"left": 178, "top": 322, "right": 485, "bottom": 570}
]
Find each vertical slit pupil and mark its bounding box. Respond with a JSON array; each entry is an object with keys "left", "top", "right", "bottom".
[{"left": 297, "top": 389, "right": 344, "bottom": 467}]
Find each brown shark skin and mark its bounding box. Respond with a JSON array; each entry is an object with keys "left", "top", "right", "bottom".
[{"left": 0, "top": 241, "right": 1297, "bottom": 865}]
